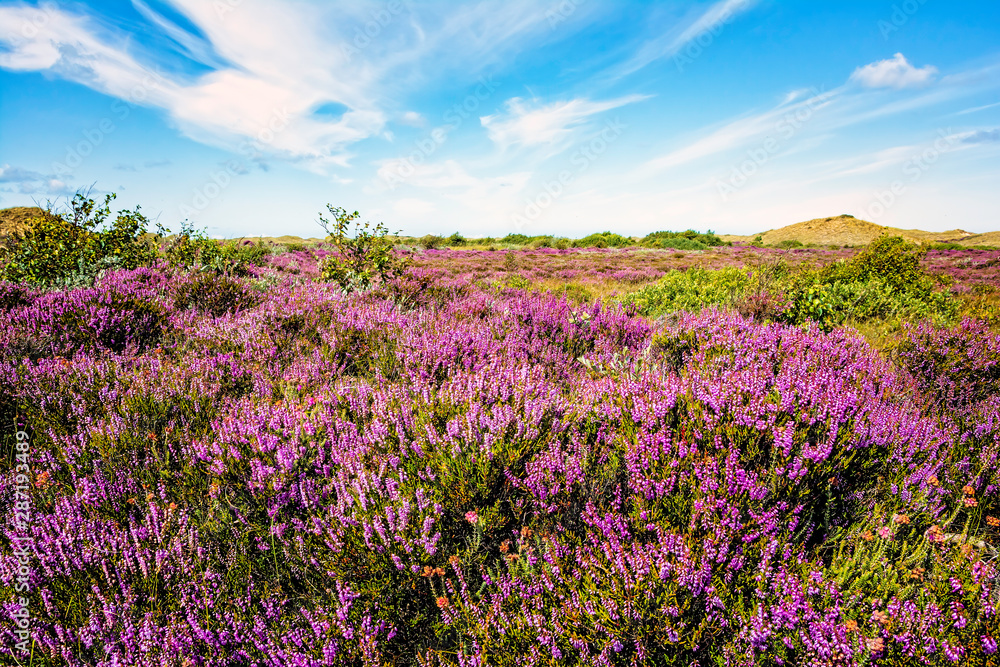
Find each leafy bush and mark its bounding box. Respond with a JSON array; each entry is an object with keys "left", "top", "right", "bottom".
[
  {"left": 831, "top": 235, "right": 927, "bottom": 292},
  {"left": 159, "top": 221, "right": 272, "bottom": 275},
  {"left": 527, "top": 235, "right": 554, "bottom": 249},
  {"left": 656, "top": 237, "right": 708, "bottom": 251},
  {"left": 621, "top": 266, "right": 753, "bottom": 316},
  {"left": 574, "top": 231, "right": 632, "bottom": 248},
  {"left": 623, "top": 236, "right": 958, "bottom": 331},
  {"left": 642, "top": 229, "right": 728, "bottom": 248},
  {"left": 0, "top": 193, "right": 156, "bottom": 287},
  {"left": 774, "top": 239, "right": 804, "bottom": 249},
  {"left": 420, "top": 234, "right": 445, "bottom": 249},
  {"left": 447, "top": 232, "right": 466, "bottom": 247},
  {"left": 318, "top": 205, "right": 409, "bottom": 292},
  {"left": 501, "top": 233, "right": 530, "bottom": 245}
]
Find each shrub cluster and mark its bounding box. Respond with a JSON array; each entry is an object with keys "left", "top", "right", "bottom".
[
  {"left": 624, "top": 235, "right": 958, "bottom": 331},
  {"left": 640, "top": 229, "right": 729, "bottom": 250},
  {"left": 160, "top": 219, "right": 273, "bottom": 275},
  {"left": 0, "top": 194, "right": 156, "bottom": 287}
]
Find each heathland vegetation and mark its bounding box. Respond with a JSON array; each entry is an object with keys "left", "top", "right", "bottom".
[{"left": 1, "top": 196, "right": 999, "bottom": 665}]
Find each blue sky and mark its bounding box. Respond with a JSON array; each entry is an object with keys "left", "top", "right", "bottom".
[{"left": 1, "top": 0, "right": 998, "bottom": 238}]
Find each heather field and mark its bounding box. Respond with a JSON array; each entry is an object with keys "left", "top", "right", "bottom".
[{"left": 2, "top": 221, "right": 1000, "bottom": 666}]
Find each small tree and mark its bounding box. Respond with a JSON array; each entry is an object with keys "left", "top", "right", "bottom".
[
  {"left": 317, "top": 205, "right": 407, "bottom": 292},
  {"left": 1, "top": 193, "right": 156, "bottom": 287}
]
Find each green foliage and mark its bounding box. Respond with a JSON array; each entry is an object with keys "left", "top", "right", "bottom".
[
  {"left": 500, "top": 233, "right": 530, "bottom": 245},
  {"left": 622, "top": 235, "right": 958, "bottom": 331},
  {"left": 420, "top": 234, "right": 445, "bottom": 249},
  {"left": 642, "top": 229, "right": 728, "bottom": 249},
  {"left": 318, "top": 205, "right": 409, "bottom": 292},
  {"left": 447, "top": 232, "right": 466, "bottom": 247},
  {"left": 787, "top": 283, "right": 836, "bottom": 331},
  {"left": 159, "top": 220, "right": 272, "bottom": 276},
  {"left": 574, "top": 231, "right": 633, "bottom": 248},
  {"left": 926, "top": 242, "right": 965, "bottom": 251},
  {"left": 0, "top": 193, "right": 156, "bottom": 287},
  {"left": 774, "top": 239, "right": 804, "bottom": 249},
  {"left": 750, "top": 235, "right": 765, "bottom": 247},
  {"left": 833, "top": 235, "right": 927, "bottom": 291},
  {"left": 621, "top": 266, "right": 754, "bottom": 316},
  {"left": 527, "top": 235, "right": 555, "bottom": 249}
]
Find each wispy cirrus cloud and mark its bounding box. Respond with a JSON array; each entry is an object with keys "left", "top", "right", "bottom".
[
  {"left": 611, "top": 0, "right": 758, "bottom": 79},
  {"left": 480, "top": 94, "right": 649, "bottom": 151}
]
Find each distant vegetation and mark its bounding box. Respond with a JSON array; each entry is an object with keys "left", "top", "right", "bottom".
[
  {"left": 399, "top": 228, "right": 729, "bottom": 250},
  {"left": 624, "top": 235, "right": 959, "bottom": 332}
]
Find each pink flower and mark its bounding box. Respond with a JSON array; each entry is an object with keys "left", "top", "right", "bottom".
[
  {"left": 877, "top": 526, "right": 893, "bottom": 539},
  {"left": 464, "top": 510, "right": 479, "bottom": 524}
]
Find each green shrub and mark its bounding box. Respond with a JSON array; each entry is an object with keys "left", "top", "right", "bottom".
[
  {"left": 575, "top": 232, "right": 632, "bottom": 248},
  {"left": 621, "top": 266, "right": 753, "bottom": 316},
  {"left": 159, "top": 222, "right": 271, "bottom": 276},
  {"left": 1, "top": 193, "right": 156, "bottom": 287},
  {"left": 500, "top": 233, "right": 530, "bottom": 245},
  {"left": 655, "top": 237, "right": 708, "bottom": 251},
  {"left": 834, "top": 235, "right": 927, "bottom": 292},
  {"left": 642, "top": 229, "right": 728, "bottom": 248},
  {"left": 447, "top": 232, "right": 466, "bottom": 247},
  {"left": 774, "top": 239, "right": 804, "bottom": 249},
  {"left": 318, "top": 205, "right": 409, "bottom": 292},
  {"left": 420, "top": 234, "right": 445, "bottom": 250}
]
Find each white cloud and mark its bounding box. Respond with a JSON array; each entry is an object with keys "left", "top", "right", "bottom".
[
  {"left": 613, "top": 0, "right": 758, "bottom": 78},
  {"left": 642, "top": 89, "right": 836, "bottom": 172},
  {"left": 850, "top": 53, "right": 938, "bottom": 90},
  {"left": 481, "top": 94, "right": 648, "bottom": 150},
  {"left": 958, "top": 128, "right": 1000, "bottom": 144},
  {"left": 399, "top": 111, "right": 426, "bottom": 127},
  {"left": 0, "top": 1, "right": 557, "bottom": 175}
]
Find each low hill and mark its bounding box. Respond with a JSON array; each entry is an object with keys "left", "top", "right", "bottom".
[
  {"left": 721, "top": 215, "right": 997, "bottom": 247},
  {"left": 1, "top": 205, "right": 47, "bottom": 235},
  {"left": 0, "top": 206, "right": 63, "bottom": 249}
]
